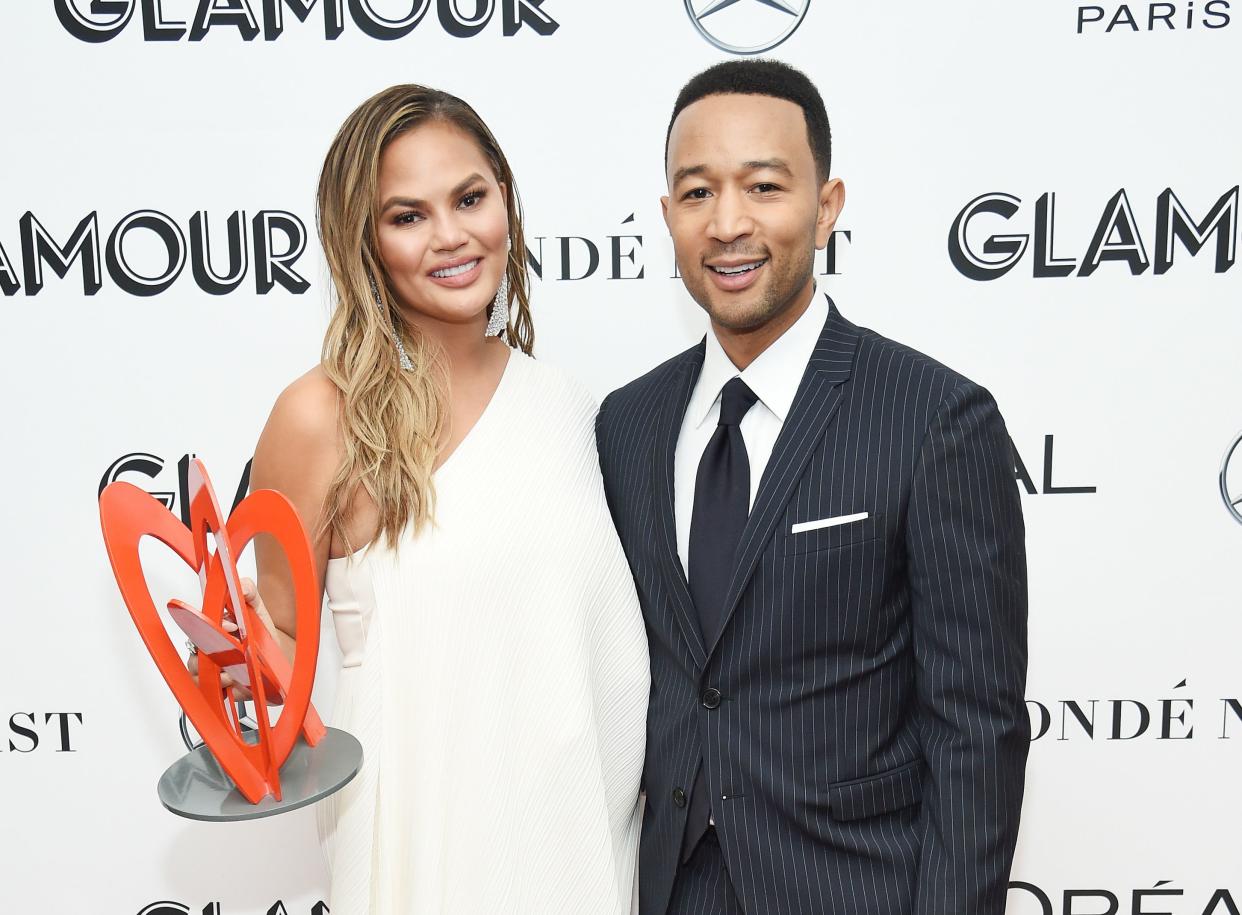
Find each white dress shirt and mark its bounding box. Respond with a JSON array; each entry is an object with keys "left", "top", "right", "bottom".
[{"left": 674, "top": 292, "right": 830, "bottom": 574}]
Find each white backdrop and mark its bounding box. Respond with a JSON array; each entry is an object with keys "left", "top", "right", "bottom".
[{"left": 2, "top": 2, "right": 1240, "bottom": 912}]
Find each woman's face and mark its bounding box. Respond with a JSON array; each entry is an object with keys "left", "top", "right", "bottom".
[{"left": 374, "top": 120, "right": 508, "bottom": 332}]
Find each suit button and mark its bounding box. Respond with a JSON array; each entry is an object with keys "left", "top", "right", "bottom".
[
  {"left": 701, "top": 687, "right": 722, "bottom": 709},
  {"left": 672, "top": 787, "right": 687, "bottom": 808}
]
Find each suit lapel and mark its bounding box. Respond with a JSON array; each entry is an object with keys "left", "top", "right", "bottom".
[
  {"left": 704, "top": 300, "right": 861, "bottom": 661},
  {"left": 651, "top": 343, "right": 709, "bottom": 670}
]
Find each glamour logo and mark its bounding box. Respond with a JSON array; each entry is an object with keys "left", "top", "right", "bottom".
[
  {"left": 1077, "top": 1, "right": 1231, "bottom": 33},
  {"left": 1219, "top": 430, "right": 1242, "bottom": 525},
  {"left": 684, "top": 0, "right": 812, "bottom": 55},
  {"left": 136, "top": 904, "right": 327, "bottom": 915},
  {"left": 1, "top": 713, "right": 84, "bottom": 753},
  {"left": 55, "top": 0, "right": 557, "bottom": 42},
  {"left": 948, "top": 187, "right": 1238, "bottom": 280},
  {"left": 1026, "top": 680, "right": 1242, "bottom": 741},
  {"left": 99, "top": 453, "right": 253, "bottom": 525},
  {"left": 0, "top": 210, "right": 308, "bottom": 297},
  {"left": 1008, "top": 880, "right": 1239, "bottom": 915}
]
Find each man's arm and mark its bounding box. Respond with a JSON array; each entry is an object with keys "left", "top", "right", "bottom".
[
  {"left": 907, "top": 381, "right": 1029, "bottom": 915},
  {"left": 594, "top": 392, "right": 614, "bottom": 506}
]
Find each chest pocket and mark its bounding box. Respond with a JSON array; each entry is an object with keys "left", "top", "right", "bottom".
[{"left": 776, "top": 511, "right": 884, "bottom": 557}]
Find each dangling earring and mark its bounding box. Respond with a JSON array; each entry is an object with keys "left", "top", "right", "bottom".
[
  {"left": 485, "top": 235, "right": 511, "bottom": 338},
  {"left": 369, "top": 272, "right": 414, "bottom": 371}
]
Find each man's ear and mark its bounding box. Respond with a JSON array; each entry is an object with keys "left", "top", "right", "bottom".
[{"left": 815, "top": 178, "right": 846, "bottom": 249}]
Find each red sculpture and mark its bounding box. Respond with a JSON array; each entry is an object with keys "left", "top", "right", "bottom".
[{"left": 99, "top": 459, "right": 325, "bottom": 805}]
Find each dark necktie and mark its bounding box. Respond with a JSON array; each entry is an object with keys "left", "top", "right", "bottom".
[{"left": 683, "top": 376, "right": 759, "bottom": 860}]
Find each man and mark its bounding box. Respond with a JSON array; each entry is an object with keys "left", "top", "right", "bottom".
[{"left": 595, "top": 60, "right": 1029, "bottom": 915}]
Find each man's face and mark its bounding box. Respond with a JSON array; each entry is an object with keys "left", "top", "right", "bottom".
[{"left": 663, "top": 93, "right": 842, "bottom": 332}]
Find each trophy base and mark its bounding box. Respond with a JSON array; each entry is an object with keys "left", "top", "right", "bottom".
[{"left": 157, "top": 727, "right": 363, "bottom": 822}]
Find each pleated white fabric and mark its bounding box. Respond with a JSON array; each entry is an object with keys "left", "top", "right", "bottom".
[{"left": 315, "top": 350, "right": 649, "bottom": 915}]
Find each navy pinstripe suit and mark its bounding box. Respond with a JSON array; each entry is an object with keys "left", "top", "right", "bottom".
[{"left": 595, "top": 300, "right": 1029, "bottom": 915}]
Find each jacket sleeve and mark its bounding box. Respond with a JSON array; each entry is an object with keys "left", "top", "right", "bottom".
[
  {"left": 594, "top": 392, "right": 615, "bottom": 512},
  {"left": 907, "top": 381, "right": 1029, "bottom": 915}
]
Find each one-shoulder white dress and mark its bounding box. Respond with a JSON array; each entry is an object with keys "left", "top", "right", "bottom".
[{"left": 315, "top": 350, "right": 649, "bottom": 915}]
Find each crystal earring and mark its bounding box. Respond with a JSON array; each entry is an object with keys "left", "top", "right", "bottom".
[
  {"left": 485, "top": 235, "right": 512, "bottom": 338},
  {"left": 369, "top": 273, "right": 414, "bottom": 371}
]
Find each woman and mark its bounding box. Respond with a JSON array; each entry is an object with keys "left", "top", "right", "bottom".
[{"left": 243, "top": 85, "right": 648, "bottom": 913}]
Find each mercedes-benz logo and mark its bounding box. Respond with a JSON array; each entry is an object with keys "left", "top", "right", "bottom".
[
  {"left": 1221, "top": 430, "right": 1242, "bottom": 525},
  {"left": 685, "top": 0, "right": 813, "bottom": 55}
]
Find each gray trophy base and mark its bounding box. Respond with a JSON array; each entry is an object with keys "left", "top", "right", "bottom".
[{"left": 157, "top": 727, "right": 362, "bottom": 822}]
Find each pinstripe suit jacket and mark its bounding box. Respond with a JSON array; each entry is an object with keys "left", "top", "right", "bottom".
[{"left": 595, "top": 300, "right": 1029, "bottom": 915}]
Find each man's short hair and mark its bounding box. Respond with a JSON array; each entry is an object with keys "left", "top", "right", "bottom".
[{"left": 665, "top": 58, "right": 833, "bottom": 183}]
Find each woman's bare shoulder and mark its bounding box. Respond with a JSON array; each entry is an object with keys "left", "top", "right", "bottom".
[
  {"left": 264, "top": 365, "right": 341, "bottom": 447},
  {"left": 254, "top": 366, "right": 342, "bottom": 486}
]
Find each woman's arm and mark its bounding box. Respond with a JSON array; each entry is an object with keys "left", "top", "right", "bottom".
[{"left": 248, "top": 365, "right": 342, "bottom": 666}]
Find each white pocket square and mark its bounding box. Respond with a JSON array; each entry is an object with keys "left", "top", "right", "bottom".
[{"left": 790, "top": 512, "right": 869, "bottom": 535}]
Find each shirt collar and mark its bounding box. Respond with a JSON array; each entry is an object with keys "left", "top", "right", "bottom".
[{"left": 686, "top": 290, "right": 830, "bottom": 430}]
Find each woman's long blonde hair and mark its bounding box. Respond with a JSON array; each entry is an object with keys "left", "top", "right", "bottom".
[{"left": 316, "top": 85, "right": 534, "bottom": 552}]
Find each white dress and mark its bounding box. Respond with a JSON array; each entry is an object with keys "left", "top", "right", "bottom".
[{"left": 315, "top": 350, "right": 649, "bottom": 915}]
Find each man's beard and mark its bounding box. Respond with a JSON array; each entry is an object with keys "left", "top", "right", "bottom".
[{"left": 682, "top": 240, "right": 816, "bottom": 333}]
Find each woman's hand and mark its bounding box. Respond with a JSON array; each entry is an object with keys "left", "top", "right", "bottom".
[{"left": 185, "top": 577, "right": 279, "bottom": 701}]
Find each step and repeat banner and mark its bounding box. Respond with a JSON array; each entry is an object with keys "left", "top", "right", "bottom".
[{"left": 2, "top": 1, "right": 1239, "bottom": 912}]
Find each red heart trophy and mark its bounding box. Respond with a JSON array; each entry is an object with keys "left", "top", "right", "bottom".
[{"left": 99, "top": 458, "right": 361, "bottom": 821}]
